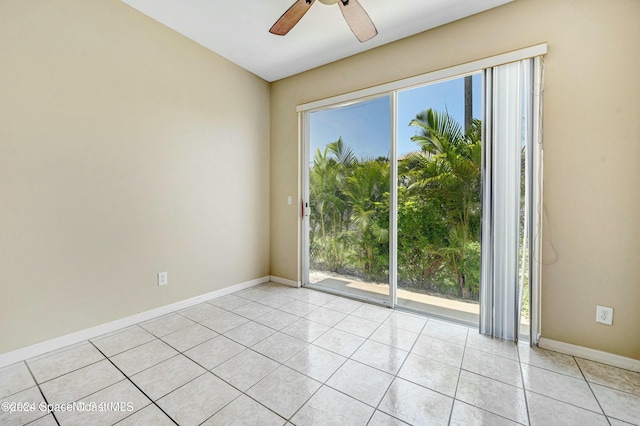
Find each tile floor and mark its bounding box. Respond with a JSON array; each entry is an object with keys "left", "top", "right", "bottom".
[{"left": 1, "top": 282, "right": 639, "bottom": 425}]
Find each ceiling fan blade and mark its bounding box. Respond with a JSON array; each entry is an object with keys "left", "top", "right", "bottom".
[
  {"left": 270, "top": 0, "right": 316, "bottom": 36},
  {"left": 338, "top": 0, "right": 377, "bottom": 42}
]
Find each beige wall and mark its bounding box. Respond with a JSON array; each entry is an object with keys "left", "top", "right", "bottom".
[
  {"left": 270, "top": 0, "right": 640, "bottom": 359},
  {"left": 0, "top": 0, "right": 270, "bottom": 353}
]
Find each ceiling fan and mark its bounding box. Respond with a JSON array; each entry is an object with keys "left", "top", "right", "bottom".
[{"left": 270, "top": 0, "right": 378, "bottom": 43}]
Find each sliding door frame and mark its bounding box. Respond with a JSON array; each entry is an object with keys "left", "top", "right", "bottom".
[
  {"left": 389, "top": 92, "right": 399, "bottom": 309},
  {"left": 299, "top": 44, "right": 546, "bottom": 330},
  {"left": 300, "top": 92, "right": 394, "bottom": 307}
]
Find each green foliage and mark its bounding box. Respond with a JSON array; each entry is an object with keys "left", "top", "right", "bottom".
[
  {"left": 309, "top": 138, "right": 390, "bottom": 280},
  {"left": 397, "top": 186, "right": 448, "bottom": 287},
  {"left": 398, "top": 108, "right": 482, "bottom": 299},
  {"left": 309, "top": 109, "right": 483, "bottom": 300}
]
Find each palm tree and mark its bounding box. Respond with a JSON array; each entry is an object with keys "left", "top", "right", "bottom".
[
  {"left": 309, "top": 137, "right": 391, "bottom": 281},
  {"left": 401, "top": 108, "right": 482, "bottom": 297},
  {"left": 344, "top": 158, "right": 390, "bottom": 280},
  {"left": 309, "top": 140, "right": 351, "bottom": 272}
]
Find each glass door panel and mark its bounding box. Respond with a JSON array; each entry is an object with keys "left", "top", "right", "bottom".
[
  {"left": 395, "top": 74, "right": 483, "bottom": 324},
  {"left": 305, "top": 96, "right": 391, "bottom": 305}
]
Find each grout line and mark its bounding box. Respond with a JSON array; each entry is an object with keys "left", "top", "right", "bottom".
[
  {"left": 447, "top": 330, "right": 468, "bottom": 424},
  {"left": 275, "top": 298, "right": 385, "bottom": 421},
  {"left": 285, "top": 302, "right": 394, "bottom": 422},
  {"left": 453, "top": 337, "right": 530, "bottom": 426},
  {"left": 248, "top": 293, "right": 338, "bottom": 416},
  {"left": 26, "top": 350, "right": 105, "bottom": 386},
  {"left": 284, "top": 366, "right": 327, "bottom": 422},
  {"left": 574, "top": 357, "right": 611, "bottom": 423},
  {"left": 516, "top": 341, "right": 533, "bottom": 426},
  {"left": 88, "top": 342, "right": 179, "bottom": 426},
  {"left": 178, "top": 294, "right": 319, "bottom": 423},
  {"left": 517, "top": 355, "right": 589, "bottom": 381},
  {"left": 202, "top": 391, "right": 287, "bottom": 425},
  {"left": 524, "top": 387, "right": 613, "bottom": 417},
  {"left": 196, "top": 393, "right": 244, "bottom": 425},
  {"left": 90, "top": 324, "right": 157, "bottom": 357},
  {"left": 173, "top": 345, "right": 266, "bottom": 404},
  {"left": 370, "top": 318, "right": 428, "bottom": 422},
  {"left": 517, "top": 349, "right": 625, "bottom": 418},
  {"left": 23, "top": 361, "right": 61, "bottom": 426}
]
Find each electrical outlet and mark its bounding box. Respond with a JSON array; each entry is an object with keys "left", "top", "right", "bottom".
[
  {"left": 158, "top": 272, "right": 168, "bottom": 287},
  {"left": 287, "top": 196, "right": 293, "bottom": 205},
  {"left": 596, "top": 305, "right": 613, "bottom": 325}
]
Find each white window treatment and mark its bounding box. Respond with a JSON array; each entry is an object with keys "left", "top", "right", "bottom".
[{"left": 480, "top": 58, "right": 542, "bottom": 342}]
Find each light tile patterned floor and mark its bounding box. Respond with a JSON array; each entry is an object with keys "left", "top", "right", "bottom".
[{"left": 1, "top": 282, "right": 639, "bottom": 425}]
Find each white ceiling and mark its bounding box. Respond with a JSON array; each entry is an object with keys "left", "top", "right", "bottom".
[{"left": 121, "top": 0, "right": 512, "bottom": 82}]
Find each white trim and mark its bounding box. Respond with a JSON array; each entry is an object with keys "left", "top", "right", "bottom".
[
  {"left": 298, "top": 110, "right": 305, "bottom": 286},
  {"left": 539, "top": 337, "right": 640, "bottom": 373},
  {"left": 270, "top": 275, "right": 301, "bottom": 288},
  {"left": 529, "top": 56, "right": 544, "bottom": 344},
  {"left": 296, "top": 44, "right": 548, "bottom": 113},
  {"left": 301, "top": 109, "right": 310, "bottom": 288},
  {"left": 0, "top": 276, "right": 269, "bottom": 368}
]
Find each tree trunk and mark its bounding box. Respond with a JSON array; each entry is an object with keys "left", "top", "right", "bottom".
[
  {"left": 459, "top": 272, "right": 467, "bottom": 298},
  {"left": 464, "top": 76, "right": 473, "bottom": 132}
]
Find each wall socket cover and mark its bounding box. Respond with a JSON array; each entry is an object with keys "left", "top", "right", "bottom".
[
  {"left": 595, "top": 305, "right": 613, "bottom": 325},
  {"left": 158, "top": 272, "right": 168, "bottom": 286}
]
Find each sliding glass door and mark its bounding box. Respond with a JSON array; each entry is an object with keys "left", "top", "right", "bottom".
[
  {"left": 301, "top": 47, "right": 545, "bottom": 342},
  {"left": 304, "top": 96, "right": 391, "bottom": 305}
]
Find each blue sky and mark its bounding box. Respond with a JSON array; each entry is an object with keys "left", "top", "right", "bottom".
[{"left": 310, "top": 73, "right": 482, "bottom": 160}]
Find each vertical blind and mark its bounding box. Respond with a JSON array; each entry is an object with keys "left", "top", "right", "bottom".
[{"left": 480, "top": 58, "right": 541, "bottom": 342}]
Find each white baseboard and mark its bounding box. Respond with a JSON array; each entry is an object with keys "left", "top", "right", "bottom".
[
  {"left": 0, "top": 276, "right": 269, "bottom": 369},
  {"left": 269, "top": 275, "right": 300, "bottom": 288},
  {"left": 538, "top": 337, "right": 640, "bottom": 373}
]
